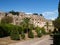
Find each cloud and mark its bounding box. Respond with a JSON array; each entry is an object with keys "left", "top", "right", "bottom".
[
  {"left": 48, "top": 17, "right": 57, "bottom": 20},
  {"left": 42, "top": 10, "right": 58, "bottom": 16},
  {"left": 42, "top": 10, "right": 58, "bottom": 20},
  {"left": 26, "top": 13, "right": 32, "bottom": 14}
]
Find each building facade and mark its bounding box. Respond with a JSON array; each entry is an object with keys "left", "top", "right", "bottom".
[{"left": 0, "top": 12, "right": 54, "bottom": 32}]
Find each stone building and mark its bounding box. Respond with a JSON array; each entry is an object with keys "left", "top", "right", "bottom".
[{"left": 0, "top": 12, "right": 54, "bottom": 32}]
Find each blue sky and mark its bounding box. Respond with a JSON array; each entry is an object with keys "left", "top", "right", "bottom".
[{"left": 0, "top": 0, "right": 59, "bottom": 20}]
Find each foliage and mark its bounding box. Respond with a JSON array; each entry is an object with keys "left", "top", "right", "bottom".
[
  {"left": 46, "top": 22, "right": 49, "bottom": 32},
  {"left": 29, "top": 24, "right": 34, "bottom": 30},
  {"left": 41, "top": 27, "right": 46, "bottom": 34},
  {"left": 58, "top": 0, "right": 60, "bottom": 18},
  {"left": 28, "top": 30, "right": 34, "bottom": 38},
  {"left": 35, "top": 26, "right": 42, "bottom": 37},
  {"left": 53, "top": 1, "right": 60, "bottom": 45},
  {"left": 40, "top": 14, "right": 43, "bottom": 16},
  {"left": 53, "top": 1, "right": 60, "bottom": 31},
  {"left": 33, "top": 13, "right": 38, "bottom": 15},
  {"left": 0, "top": 24, "right": 14, "bottom": 37},
  {"left": 1, "top": 16, "right": 13, "bottom": 24},
  {"left": 53, "top": 18, "right": 60, "bottom": 29},
  {"left": 53, "top": 33, "right": 60, "bottom": 45},
  {"left": 21, "top": 31, "right": 25, "bottom": 39},
  {"left": 9, "top": 10, "right": 19, "bottom": 15},
  {"left": 17, "top": 25, "right": 23, "bottom": 34},
  {"left": 21, "top": 17, "right": 30, "bottom": 33},
  {"left": 10, "top": 25, "right": 20, "bottom": 40}
]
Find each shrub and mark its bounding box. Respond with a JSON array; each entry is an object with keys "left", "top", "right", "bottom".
[
  {"left": 53, "top": 33, "right": 60, "bottom": 45},
  {"left": 35, "top": 26, "right": 42, "bottom": 37},
  {"left": 0, "top": 24, "right": 14, "bottom": 37},
  {"left": 21, "top": 31, "right": 25, "bottom": 39},
  {"left": 28, "top": 30, "right": 34, "bottom": 38},
  {"left": 41, "top": 27, "right": 46, "bottom": 34},
  {"left": 17, "top": 25, "right": 23, "bottom": 34},
  {"left": 10, "top": 26, "right": 20, "bottom": 40},
  {"left": 36, "top": 29, "right": 42, "bottom": 37},
  {"left": 49, "top": 29, "right": 52, "bottom": 34},
  {"left": 1, "top": 16, "right": 13, "bottom": 24}
]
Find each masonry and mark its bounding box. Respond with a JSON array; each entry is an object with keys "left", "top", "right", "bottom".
[{"left": 0, "top": 12, "right": 54, "bottom": 32}]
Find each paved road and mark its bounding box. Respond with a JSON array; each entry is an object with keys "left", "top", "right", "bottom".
[{"left": 8, "top": 35, "right": 53, "bottom": 45}]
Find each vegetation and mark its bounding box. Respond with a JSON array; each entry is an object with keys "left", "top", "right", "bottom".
[
  {"left": 10, "top": 25, "right": 20, "bottom": 40},
  {"left": 52, "top": 1, "right": 60, "bottom": 45},
  {"left": 40, "top": 14, "right": 43, "bottom": 16},
  {"left": 22, "top": 17, "right": 30, "bottom": 33},
  {"left": 21, "top": 31, "right": 25, "bottom": 39},
  {"left": 0, "top": 11, "right": 48, "bottom": 41},
  {"left": 53, "top": 33, "right": 60, "bottom": 45},
  {"left": 28, "top": 30, "right": 34, "bottom": 38},
  {"left": 33, "top": 13, "right": 38, "bottom": 15},
  {"left": 35, "top": 26, "right": 42, "bottom": 37},
  {"left": 0, "top": 24, "right": 14, "bottom": 37},
  {"left": 46, "top": 22, "right": 49, "bottom": 32},
  {"left": 41, "top": 27, "right": 46, "bottom": 34},
  {"left": 53, "top": 1, "right": 60, "bottom": 31},
  {"left": 1, "top": 16, "right": 13, "bottom": 24},
  {"left": 9, "top": 10, "right": 19, "bottom": 16}
]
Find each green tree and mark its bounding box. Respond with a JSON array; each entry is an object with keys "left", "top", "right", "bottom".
[
  {"left": 0, "top": 24, "right": 14, "bottom": 37},
  {"left": 40, "top": 14, "right": 43, "bottom": 16},
  {"left": 9, "top": 10, "right": 19, "bottom": 16},
  {"left": 21, "top": 30, "right": 25, "bottom": 39},
  {"left": 53, "top": 1, "right": 60, "bottom": 45},
  {"left": 46, "top": 22, "right": 49, "bottom": 32},
  {"left": 35, "top": 26, "right": 42, "bottom": 37},
  {"left": 53, "top": 1, "right": 60, "bottom": 32},
  {"left": 28, "top": 30, "right": 34, "bottom": 38},
  {"left": 1, "top": 16, "right": 13, "bottom": 24},
  {"left": 58, "top": 0, "right": 60, "bottom": 18},
  {"left": 10, "top": 25, "right": 20, "bottom": 40},
  {"left": 33, "top": 13, "right": 38, "bottom": 15},
  {"left": 22, "top": 17, "right": 30, "bottom": 33}
]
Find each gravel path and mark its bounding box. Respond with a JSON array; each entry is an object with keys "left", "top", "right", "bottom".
[{"left": 8, "top": 35, "right": 53, "bottom": 45}]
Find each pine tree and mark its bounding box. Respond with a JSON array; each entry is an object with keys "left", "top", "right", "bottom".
[
  {"left": 53, "top": 1, "right": 60, "bottom": 31},
  {"left": 58, "top": 0, "right": 60, "bottom": 18}
]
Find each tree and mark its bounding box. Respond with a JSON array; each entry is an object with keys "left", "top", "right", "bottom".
[
  {"left": 35, "top": 26, "right": 42, "bottom": 37},
  {"left": 28, "top": 30, "right": 34, "bottom": 38},
  {"left": 1, "top": 16, "right": 13, "bottom": 24},
  {"left": 46, "top": 22, "right": 49, "bottom": 32},
  {"left": 40, "top": 14, "right": 43, "bottom": 16},
  {"left": 10, "top": 26, "right": 20, "bottom": 40},
  {"left": 22, "top": 17, "right": 30, "bottom": 33},
  {"left": 53, "top": 1, "right": 60, "bottom": 31},
  {"left": 58, "top": 0, "right": 60, "bottom": 18},
  {"left": 9, "top": 10, "right": 19, "bottom": 16},
  {"left": 33, "top": 13, "right": 38, "bottom": 15},
  {"left": 21, "top": 30, "right": 25, "bottom": 39}
]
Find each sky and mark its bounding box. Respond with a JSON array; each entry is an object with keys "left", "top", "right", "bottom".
[{"left": 0, "top": 0, "right": 59, "bottom": 20}]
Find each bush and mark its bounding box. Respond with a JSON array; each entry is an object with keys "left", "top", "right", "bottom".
[
  {"left": 0, "top": 24, "right": 14, "bottom": 37},
  {"left": 53, "top": 33, "right": 60, "bottom": 45},
  {"left": 41, "top": 27, "right": 46, "bottom": 34},
  {"left": 17, "top": 25, "right": 23, "bottom": 34},
  {"left": 10, "top": 26, "right": 20, "bottom": 40},
  {"left": 36, "top": 29, "right": 42, "bottom": 37},
  {"left": 28, "top": 30, "right": 34, "bottom": 38},
  {"left": 21, "top": 31, "right": 25, "bottom": 39},
  {"left": 35, "top": 26, "right": 42, "bottom": 37},
  {"left": 1, "top": 16, "right": 13, "bottom": 24}
]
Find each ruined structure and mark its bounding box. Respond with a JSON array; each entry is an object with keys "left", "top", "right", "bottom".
[{"left": 0, "top": 12, "right": 54, "bottom": 32}]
